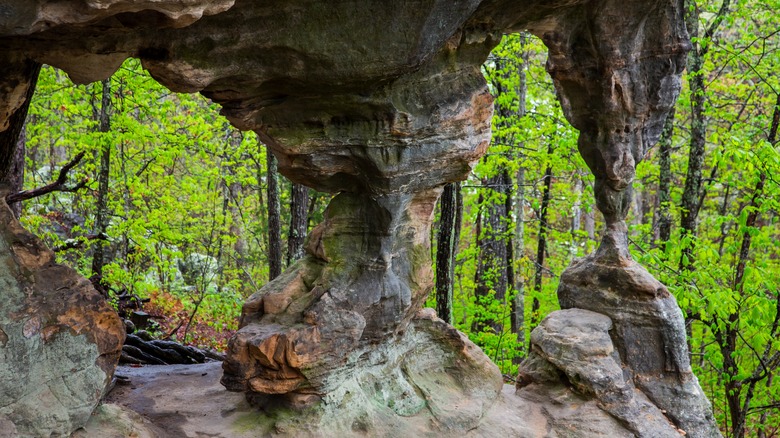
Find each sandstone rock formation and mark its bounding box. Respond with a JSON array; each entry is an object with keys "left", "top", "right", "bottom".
[
  {"left": 517, "top": 1, "right": 721, "bottom": 436},
  {"left": 78, "top": 360, "right": 696, "bottom": 438},
  {"left": 0, "top": 195, "right": 125, "bottom": 437},
  {"left": 0, "top": 0, "right": 721, "bottom": 436}
]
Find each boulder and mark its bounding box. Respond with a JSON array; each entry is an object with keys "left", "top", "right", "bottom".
[
  {"left": 557, "top": 252, "right": 721, "bottom": 437},
  {"left": 518, "top": 309, "right": 684, "bottom": 437},
  {"left": 0, "top": 195, "right": 125, "bottom": 437}
]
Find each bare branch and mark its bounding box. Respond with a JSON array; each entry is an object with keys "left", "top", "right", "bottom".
[
  {"left": 5, "top": 151, "right": 87, "bottom": 204},
  {"left": 52, "top": 232, "right": 108, "bottom": 252}
]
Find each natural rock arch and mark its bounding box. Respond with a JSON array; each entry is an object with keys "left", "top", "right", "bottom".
[{"left": 0, "top": 1, "right": 721, "bottom": 436}]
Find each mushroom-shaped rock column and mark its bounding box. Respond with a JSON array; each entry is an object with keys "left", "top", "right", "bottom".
[
  {"left": 219, "top": 19, "right": 504, "bottom": 432},
  {"left": 518, "top": 0, "right": 722, "bottom": 436}
]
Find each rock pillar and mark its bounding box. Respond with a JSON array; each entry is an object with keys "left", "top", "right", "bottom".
[
  {"left": 518, "top": 1, "right": 722, "bottom": 436},
  {"left": 220, "top": 32, "right": 505, "bottom": 432}
]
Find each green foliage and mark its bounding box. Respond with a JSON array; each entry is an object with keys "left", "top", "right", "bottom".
[
  {"left": 631, "top": 1, "right": 780, "bottom": 434},
  {"left": 431, "top": 33, "right": 589, "bottom": 376},
  {"left": 22, "top": 59, "right": 318, "bottom": 347}
]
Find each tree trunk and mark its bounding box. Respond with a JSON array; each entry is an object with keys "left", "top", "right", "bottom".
[
  {"left": 91, "top": 78, "right": 112, "bottom": 284},
  {"left": 724, "top": 92, "right": 779, "bottom": 438},
  {"left": 512, "top": 166, "right": 526, "bottom": 356},
  {"left": 266, "top": 146, "right": 282, "bottom": 280},
  {"left": 679, "top": 0, "right": 732, "bottom": 267},
  {"left": 678, "top": 1, "right": 707, "bottom": 350},
  {"left": 472, "top": 170, "right": 510, "bottom": 335},
  {"left": 679, "top": 28, "right": 705, "bottom": 272},
  {"left": 6, "top": 123, "right": 27, "bottom": 218},
  {"left": 679, "top": 0, "right": 732, "bottom": 351},
  {"left": 571, "top": 175, "right": 582, "bottom": 254},
  {"left": 286, "top": 182, "right": 309, "bottom": 266},
  {"left": 532, "top": 146, "right": 553, "bottom": 328},
  {"left": 435, "top": 182, "right": 461, "bottom": 324},
  {"left": 0, "top": 60, "right": 41, "bottom": 218},
  {"left": 657, "top": 108, "right": 674, "bottom": 244},
  {"left": 510, "top": 38, "right": 530, "bottom": 357}
]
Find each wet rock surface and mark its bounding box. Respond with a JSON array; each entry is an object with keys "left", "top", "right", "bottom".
[{"left": 0, "top": 195, "right": 125, "bottom": 438}]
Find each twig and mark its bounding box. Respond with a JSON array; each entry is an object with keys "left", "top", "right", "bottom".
[{"left": 6, "top": 152, "right": 87, "bottom": 204}]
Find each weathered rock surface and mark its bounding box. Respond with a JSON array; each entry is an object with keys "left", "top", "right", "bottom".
[
  {"left": 0, "top": 195, "right": 125, "bottom": 438},
  {"left": 0, "top": 0, "right": 235, "bottom": 36},
  {"left": 0, "top": 0, "right": 721, "bottom": 436},
  {"left": 557, "top": 254, "right": 720, "bottom": 437},
  {"left": 78, "top": 360, "right": 683, "bottom": 437},
  {"left": 518, "top": 309, "right": 683, "bottom": 437},
  {"left": 220, "top": 191, "right": 505, "bottom": 403},
  {"left": 526, "top": 0, "right": 720, "bottom": 436}
]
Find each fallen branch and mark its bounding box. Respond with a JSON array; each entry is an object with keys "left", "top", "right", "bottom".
[
  {"left": 5, "top": 151, "right": 88, "bottom": 204},
  {"left": 52, "top": 232, "right": 108, "bottom": 252}
]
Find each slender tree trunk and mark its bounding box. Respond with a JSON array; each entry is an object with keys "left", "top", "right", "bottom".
[
  {"left": 679, "top": 2, "right": 707, "bottom": 350},
  {"left": 756, "top": 373, "right": 773, "bottom": 438},
  {"left": 91, "top": 78, "right": 112, "bottom": 284},
  {"left": 679, "top": 0, "right": 732, "bottom": 351},
  {"left": 254, "top": 150, "right": 267, "bottom": 253},
  {"left": 571, "top": 175, "right": 582, "bottom": 254},
  {"left": 512, "top": 167, "right": 526, "bottom": 357},
  {"left": 286, "top": 182, "right": 309, "bottom": 266},
  {"left": 266, "top": 146, "right": 282, "bottom": 280},
  {"left": 511, "top": 169, "right": 526, "bottom": 354},
  {"left": 679, "top": 32, "right": 705, "bottom": 273},
  {"left": 0, "top": 60, "right": 41, "bottom": 218},
  {"left": 532, "top": 146, "right": 553, "bottom": 328},
  {"left": 584, "top": 205, "right": 595, "bottom": 241},
  {"left": 724, "top": 93, "right": 779, "bottom": 438},
  {"left": 472, "top": 171, "right": 510, "bottom": 335},
  {"left": 453, "top": 183, "right": 463, "bottom": 271},
  {"left": 435, "top": 182, "right": 460, "bottom": 323},
  {"left": 631, "top": 184, "right": 643, "bottom": 233},
  {"left": 6, "top": 123, "right": 27, "bottom": 218},
  {"left": 680, "top": 0, "right": 732, "bottom": 267},
  {"left": 657, "top": 108, "right": 674, "bottom": 244}
]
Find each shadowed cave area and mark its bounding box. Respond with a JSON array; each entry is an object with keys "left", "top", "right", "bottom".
[{"left": 0, "top": 1, "right": 723, "bottom": 437}]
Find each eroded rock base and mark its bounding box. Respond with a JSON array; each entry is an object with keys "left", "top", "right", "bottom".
[
  {"left": 228, "top": 308, "right": 502, "bottom": 435},
  {"left": 515, "top": 253, "right": 721, "bottom": 438},
  {"left": 518, "top": 309, "right": 682, "bottom": 437},
  {"left": 557, "top": 255, "right": 721, "bottom": 437},
  {"left": 221, "top": 191, "right": 506, "bottom": 432}
]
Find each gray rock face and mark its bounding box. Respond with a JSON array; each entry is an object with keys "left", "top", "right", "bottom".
[
  {"left": 557, "top": 255, "right": 721, "bottom": 437},
  {"left": 518, "top": 309, "right": 684, "bottom": 437},
  {"left": 0, "top": 0, "right": 720, "bottom": 436},
  {"left": 0, "top": 195, "right": 125, "bottom": 438},
  {"left": 221, "top": 192, "right": 503, "bottom": 429}
]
